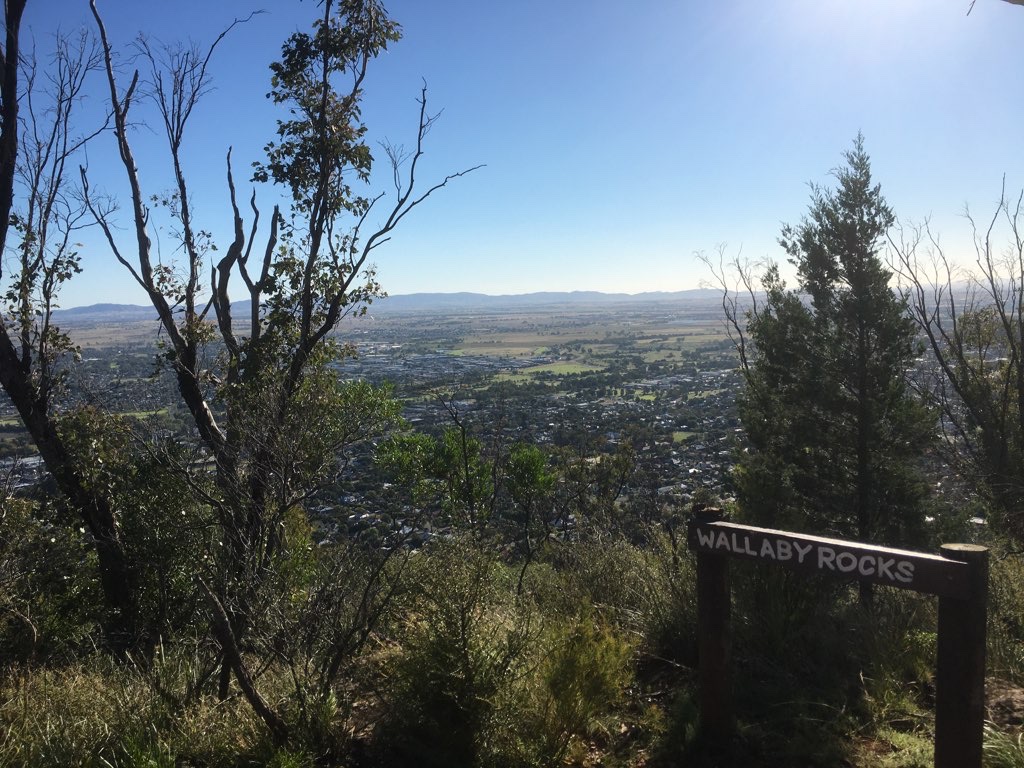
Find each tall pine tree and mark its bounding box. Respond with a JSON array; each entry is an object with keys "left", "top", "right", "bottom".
[{"left": 735, "top": 135, "right": 932, "bottom": 554}]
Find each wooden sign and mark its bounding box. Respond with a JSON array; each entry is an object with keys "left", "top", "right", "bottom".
[
  {"left": 687, "top": 519, "right": 971, "bottom": 598},
  {"left": 686, "top": 513, "right": 988, "bottom": 768}
]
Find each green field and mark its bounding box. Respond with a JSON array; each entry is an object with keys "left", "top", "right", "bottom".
[
  {"left": 121, "top": 408, "right": 170, "bottom": 419},
  {"left": 520, "top": 361, "right": 604, "bottom": 375}
]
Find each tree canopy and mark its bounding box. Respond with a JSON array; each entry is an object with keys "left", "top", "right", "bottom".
[{"left": 734, "top": 136, "right": 933, "bottom": 552}]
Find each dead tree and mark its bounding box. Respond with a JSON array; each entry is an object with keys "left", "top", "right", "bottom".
[{"left": 891, "top": 183, "right": 1024, "bottom": 538}]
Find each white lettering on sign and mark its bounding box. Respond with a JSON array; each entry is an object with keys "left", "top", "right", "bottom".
[
  {"left": 694, "top": 527, "right": 918, "bottom": 587},
  {"left": 818, "top": 547, "right": 835, "bottom": 569},
  {"left": 696, "top": 527, "right": 716, "bottom": 549},
  {"left": 815, "top": 545, "right": 916, "bottom": 586},
  {"left": 836, "top": 552, "right": 858, "bottom": 573},
  {"left": 878, "top": 558, "right": 896, "bottom": 580},
  {"left": 793, "top": 541, "right": 813, "bottom": 564}
]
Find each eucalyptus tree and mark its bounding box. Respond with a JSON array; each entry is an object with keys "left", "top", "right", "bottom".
[
  {"left": 82, "top": 0, "right": 478, "bottom": 735},
  {"left": 0, "top": 2, "right": 147, "bottom": 650}
]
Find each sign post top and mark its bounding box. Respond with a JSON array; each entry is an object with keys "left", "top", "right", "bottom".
[{"left": 687, "top": 519, "right": 976, "bottom": 599}]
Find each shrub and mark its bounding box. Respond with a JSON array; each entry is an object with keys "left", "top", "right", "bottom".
[
  {"left": 0, "top": 498, "right": 102, "bottom": 666},
  {"left": 635, "top": 529, "right": 698, "bottom": 665},
  {"left": 529, "top": 614, "right": 632, "bottom": 764},
  {"left": 548, "top": 535, "right": 651, "bottom": 633},
  {"left": 374, "top": 537, "right": 637, "bottom": 768},
  {"left": 375, "top": 538, "right": 539, "bottom": 767},
  {"left": 989, "top": 552, "right": 1024, "bottom": 685}
]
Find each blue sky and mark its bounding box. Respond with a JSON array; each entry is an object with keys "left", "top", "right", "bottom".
[{"left": 21, "top": 0, "right": 1024, "bottom": 307}]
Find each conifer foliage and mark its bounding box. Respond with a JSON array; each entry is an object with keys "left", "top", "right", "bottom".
[{"left": 734, "top": 136, "right": 932, "bottom": 549}]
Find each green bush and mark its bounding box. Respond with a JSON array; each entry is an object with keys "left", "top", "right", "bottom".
[
  {"left": 635, "top": 530, "right": 698, "bottom": 665},
  {"left": 0, "top": 498, "right": 102, "bottom": 665},
  {"left": 848, "top": 590, "right": 936, "bottom": 730},
  {"left": 375, "top": 538, "right": 538, "bottom": 767},
  {"left": 548, "top": 535, "right": 651, "bottom": 633},
  {"left": 989, "top": 553, "right": 1024, "bottom": 685},
  {"left": 530, "top": 615, "right": 632, "bottom": 764},
  {"left": 374, "top": 538, "right": 637, "bottom": 768}
]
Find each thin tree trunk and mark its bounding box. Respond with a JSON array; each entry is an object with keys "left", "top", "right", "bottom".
[
  {"left": 0, "top": 328, "right": 141, "bottom": 651},
  {"left": 202, "top": 580, "right": 289, "bottom": 745},
  {"left": 856, "top": 320, "right": 874, "bottom": 607}
]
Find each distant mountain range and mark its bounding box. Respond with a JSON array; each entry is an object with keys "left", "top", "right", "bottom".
[
  {"left": 370, "top": 289, "right": 723, "bottom": 312},
  {"left": 52, "top": 289, "right": 725, "bottom": 323}
]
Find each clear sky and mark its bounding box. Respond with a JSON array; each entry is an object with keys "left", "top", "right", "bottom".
[{"left": 20, "top": 0, "right": 1024, "bottom": 307}]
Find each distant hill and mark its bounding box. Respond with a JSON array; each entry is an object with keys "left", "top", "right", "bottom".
[
  {"left": 370, "top": 289, "right": 725, "bottom": 312},
  {"left": 54, "top": 290, "right": 726, "bottom": 322},
  {"left": 53, "top": 304, "right": 158, "bottom": 323}
]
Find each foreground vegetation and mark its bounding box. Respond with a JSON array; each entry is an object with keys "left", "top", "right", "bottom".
[{"left": 5, "top": 515, "right": 1024, "bottom": 767}]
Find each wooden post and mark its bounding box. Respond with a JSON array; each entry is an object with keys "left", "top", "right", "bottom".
[
  {"left": 934, "top": 543, "right": 988, "bottom": 768},
  {"left": 694, "top": 509, "right": 733, "bottom": 741}
]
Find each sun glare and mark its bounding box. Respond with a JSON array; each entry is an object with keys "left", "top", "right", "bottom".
[{"left": 785, "top": 0, "right": 955, "bottom": 59}]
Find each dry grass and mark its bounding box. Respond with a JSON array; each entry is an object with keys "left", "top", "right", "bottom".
[{"left": 0, "top": 656, "right": 271, "bottom": 767}]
